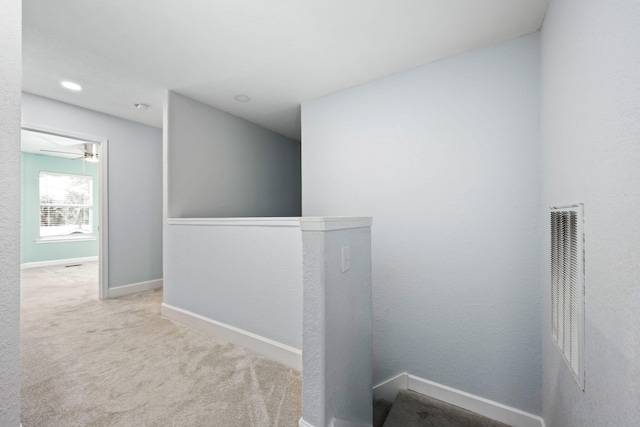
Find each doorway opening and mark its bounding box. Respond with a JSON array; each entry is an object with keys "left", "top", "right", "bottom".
[{"left": 20, "top": 124, "right": 109, "bottom": 299}]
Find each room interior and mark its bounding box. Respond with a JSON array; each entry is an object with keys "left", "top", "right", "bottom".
[
  {"left": 20, "top": 131, "right": 100, "bottom": 268},
  {"left": 2, "top": 1, "right": 640, "bottom": 426}
]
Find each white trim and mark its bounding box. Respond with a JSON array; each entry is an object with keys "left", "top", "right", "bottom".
[
  {"left": 299, "top": 217, "right": 372, "bottom": 232},
  {"left": 36, "top": 235, "right": 96, "bottom": 244},
  {"left": 107, "top": 279, "right": 163, "bottom": 298},
  {"left": 331, "top": 418, "right": 370, "bottom": 427},
  {"left": 372, "top": 373, "right": 545, "bottom": 427},
  {"left": 167, "top": 217, "right": 301, "bottom": 227},
  {"left": 300, "top": 418, "right": 369, "bottom": 427},
  {"left": 162, "top": 303, "right": 302, "bottom": 370},
  {"left": 21, "top": 123, "right": 105, "bottom": 144},
  {"left": 549, "top": 203, "right": 582, "bottom": 210},
  {"left": 20, "top": 256, "right": 98, "bottom": 270},
  {"left": 372, "top": 373, "right": 408, "bottom": 402},
  {"left": 167, "top": 217, "right": 373, "bottom": 231},
  {"left": 98, "top": 140, "right": 109, "bottom": 300},
  {"left": 407, "top": 375, "right": 545, "bottom": 427}
]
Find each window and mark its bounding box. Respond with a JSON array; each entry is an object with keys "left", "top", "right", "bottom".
[
  {"left": 550, "top": 204, "right": 585, "bottom": 389},
  {"left": 39, "top": 172, "right": 94, "bottom": 240}
]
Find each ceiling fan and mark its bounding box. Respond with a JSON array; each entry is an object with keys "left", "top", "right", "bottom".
[{"left": 40, "top": 143, "right": 99, "bottom": 162}]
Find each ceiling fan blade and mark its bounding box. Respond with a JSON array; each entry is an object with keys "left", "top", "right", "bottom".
[{"left": 40, "top": 149, "right": 81, "bottom": 155}]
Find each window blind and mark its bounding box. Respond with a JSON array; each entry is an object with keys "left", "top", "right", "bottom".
[
  {"left": 550, "top": 204, "right": 585, "bottom": 389},
  {"left": 39, "top": 171, "right": 93, "bottom": 238}
]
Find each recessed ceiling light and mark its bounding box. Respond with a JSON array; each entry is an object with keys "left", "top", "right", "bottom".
[
  {"left": 134, "top": 103, "right": 150, "bottom": 111},
  {"left": 61, "top": 81, "right": 82, "bottom": 91},
  {"left": 234, "top": 94, "right": 251, "bottom": 103}
]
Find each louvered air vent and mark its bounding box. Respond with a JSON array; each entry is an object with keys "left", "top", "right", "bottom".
[{"left": 550, "top": 204, "right": 585, "bottom": 389}]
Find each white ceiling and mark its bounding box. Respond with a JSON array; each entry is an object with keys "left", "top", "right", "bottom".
[{"left": 23, "top": 0, "right": 548, "bottom": 141}]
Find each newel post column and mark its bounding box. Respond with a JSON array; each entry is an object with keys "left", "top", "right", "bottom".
[{"left": 299, "top": 217, "right": 373, "bottom": 427}]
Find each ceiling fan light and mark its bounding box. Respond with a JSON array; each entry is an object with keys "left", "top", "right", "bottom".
[{"left": 84, "top": 148, "right": 99, "bottom": 162}]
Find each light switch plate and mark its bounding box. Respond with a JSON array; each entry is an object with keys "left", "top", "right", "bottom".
[{"left": 341, "top": 245, "right": 350, "bottom": 273}]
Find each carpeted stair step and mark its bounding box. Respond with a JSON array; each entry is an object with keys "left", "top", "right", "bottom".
[
  {"left": 380, "top": 390, "right": 511, "bottom": 427},
  {"left": 373, "top": 398, "right": 394, "bottom": 427}
]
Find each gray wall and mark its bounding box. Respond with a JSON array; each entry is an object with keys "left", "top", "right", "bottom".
[
  {"left": 302, "top": 34, "right": 542, "bottom": 414},
  {"left": 165, "top": 91, "right": 301, "bottom": 218},
  {"left": 22, "top": 93, "right": 163, "bottom": 288},
  {"left": 301, "top": 221, "right": 373, "bottom": 427},
  {"left": 164, "top": 220, "right": 302, "bottom": 349},
  {"left": 540, "top": 0, "right": 640, "bottom": 425},
  {"left": 0, "top": 0, "right": 21, "bottom": 424}
]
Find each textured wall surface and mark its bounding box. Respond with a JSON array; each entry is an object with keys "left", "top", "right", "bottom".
[
  {"left": 0, "top": 0, "right": 21, "bottom": 424},
  {"left": 302, "top": 34, "right": 542, "bottom": 414},
  {"left": 540, "top": 0, "right": 640, "bottom": 425},
  {"left": 165, "top": 91, "right": 301, "bottom": 218},
  {"left": 164, "top": 221, "right": 302, "bottom": 348},
  {"left": 21, "top": 152, "right": 99, "bottom": 263},
  {"left": 21, "top": 93, "right": 163, "bottom": 288},
  {"left": 301, "top": 221, "right": 372, "bottom": 427}
]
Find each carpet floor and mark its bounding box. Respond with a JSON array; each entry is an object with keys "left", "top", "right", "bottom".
[{"left": 21, "top": 262, "right": 302, "bottom": 426}]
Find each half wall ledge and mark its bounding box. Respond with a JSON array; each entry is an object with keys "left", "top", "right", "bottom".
[{"left": 167, "top": 217, "right": 300, "bottom": 227}]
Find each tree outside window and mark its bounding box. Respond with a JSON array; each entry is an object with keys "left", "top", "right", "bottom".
[{"left": 39, "top": 172, "right": 93, "bottom": 238}]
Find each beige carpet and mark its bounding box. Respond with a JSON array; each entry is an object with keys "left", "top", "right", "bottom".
[{"left": 21, "top": 262, "right": 302, "bottom": 426}]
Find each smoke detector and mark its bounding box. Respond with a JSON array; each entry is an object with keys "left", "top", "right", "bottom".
[{"left": 234, "top": 94, "right": 251, "bottom": 103}]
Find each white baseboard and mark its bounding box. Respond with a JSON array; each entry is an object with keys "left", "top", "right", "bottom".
[
  {"left": 372, "top": 372, "right": 408, "bottom": 403},
  {"left": 300, "top": 416, "right": 370, "bottom": 427},
  {"left": 331, "top": 418, "right": 369, "bottom": 427},
  {"left": 161, "top": 303, "right": 302, "bottom": 371},
  {"left": 21, "top": 256, "right": 98, "bottom": 270},
  {"left": 107, "top": 279, "right": 163, "bottom": 298},
  {"left": 373, "top": 373, "right": 545, "bottom": 427}
]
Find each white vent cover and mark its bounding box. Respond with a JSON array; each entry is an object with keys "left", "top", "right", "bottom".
[{"left": 550, "top": 204, "right": 585, "bottom": 389}]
